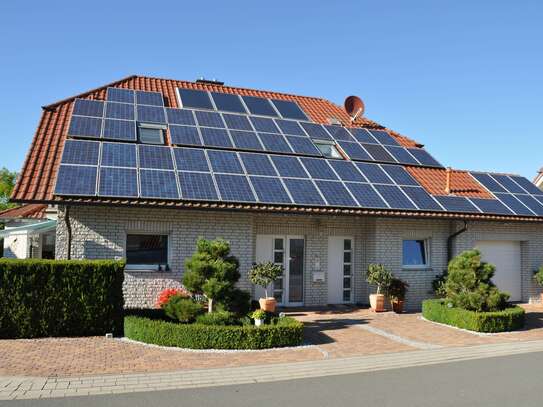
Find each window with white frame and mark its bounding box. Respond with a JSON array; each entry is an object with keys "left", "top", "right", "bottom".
[
  {"left": 273, "top": 238, "right": 285, "bottom": 303},
  {"left": 343, "top": 239, "right": 353, "bottom": 302},
  {"left": 314, "top": 140, "right": 342, "bottom": 159},
  {"left": 126, "top": 234, "right": 168, "bottom": 269},
  {"left": 402, "top": 239, "right": 430, "bottom": 267},
  {"left": 138, "top": 124, "right": 165, "bottom": 145}
]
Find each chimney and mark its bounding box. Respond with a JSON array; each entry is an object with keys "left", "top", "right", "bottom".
[{"left": 445, "top": 167, "right": 452, "bottom": 195}]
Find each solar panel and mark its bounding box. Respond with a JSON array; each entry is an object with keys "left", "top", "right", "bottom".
[
  {"left": 207, "top": 150, "right": 243, "bottom": 174},
  {"left": 434, "top": 196, "right": 480, "bottom": 213},
  {"left": 138, "top": 145, "right": 174, "bottom": 170},
  {"left": 355, "top": 163, "right": 393, "bottom": 184},
  {"left": 250, "top": 116, "right": 280, "bottom": 133},
  {"left": 509, "top": 176, "right": 543, "bottom": 195},
  {"left": 250, "top": 176, "right": 292, "bottom": 203},
  {"left": 299, "top": 122, "right": 332, "bottom": 140},
  {"left": 270, "top": 99, "right": 308, "bottom": 120},
  {"left": 374, "top": 185, "right": 416, "bottom": 209},
  {"left": 407, "top": 148, "right": 442, "bottom": 167},
  {"left": 106, "top": 87, "right": 135, "bottom": 104},
  {"left": 300, "top": 158, "right": 338, "bottom": 180},
  {"left": 271, "top": 156, "right": 308, "bottom": 178},
  {"left": 470, "top": 173, "right": 508, "bottom": 193},
  {"left": 494, "top": 193, "right": 534, "bottom": 215},
  {"left": 54, "top": 165, "right": 97, "bottom": 196},
  {"left": 222, "top": 113, "right": 252, "bottom": 131},
  {"left": 345, "top": 183, "right": 388, "bottom": 208},
  {"left": 401, "top": 187, "right": 443, "bottom": 211},
  {"left": 178, "top": 88, "right": 214, "bottom": 110},
  {"left": 275, "top": 119, "right": 305, "bottom": 136},
  {"left": 214, "top": 174, "right": 256, "bottom": 202},
  {"left": 173, "top": 147, "right": 209, "bottom": 172},
  {"left": 210, "top": 92, "right": 246, "bottom": 113},
  {"left": 283, "top": 179, "right": 325, "bottom": 205},
  {"left": 514, "top": 194, "right": 543, "bottom": 215},
  {"left": 105, "top": 102, "right": 134, "bottom": 120},
  {"left": 61, "top": 140, "right": 100, "bottom": 165},
  {"left": 368, "top": 130, "right": 399, "bottom": 146},
  {"left": 136, "top": 91, "right": 164, "bottom": 106},
  {"left": 241, "top": 96, "right": 277, "bottom": 116},
  {"left": 315, "top": 181, "right": 357, "bottom": 206},
  {"left": 349, "top": 128, "right": 376, "bottom": 144},
  {"left": 385, "top": 146, "right": 419, "bottom": 165},
  {"left": 469, "top": 198, "right": 513, "bottom": 215},
  {"left": 195, "top": 110, "right": 225, "bottom": 128},
  {"left": 169, "top": 125, "right": 201, "bottom": 146},
  {"left": 139, "top": 169, "right": 179, "bottom": 199},
  {"left": 337, "top": 141, "right": 372, "bottom": 161},
  {"left": 328, "top": 160, "right": 365, "bottom": 182},
  {"left": 361, "top": 144, "right": 396, "bottom": 162},
  {"left": 103, "top": 119, "right": 137, "bottom": 141},
  {"left": 68, "top": 116, "right": 102, "bottom": 138},
  {"left": 535, "top": 195, "right": 543, "bottom": 205},
  {"left": 381, "top": 165, "right": 419, "bottom": 186},
  {"left": 166, "top": 108, "right": 196, "bottom": 125},
  {"left": 286, "top": 136, "right": 321, "bottom": 156},
  {"left": 200, "top": 127, "right": 233, "bottom": 148},
  {"left": 492, "top": 174, "right": 526, "bottom": 194},
  {"left": 239, "top": 153, "right": 277, "bottom": 176},
  {"left": 99, "top": 167, "right": 138, "bottom": 197},
  {"left": 101, "top": 142, "right": 137, "bottom": 167},
  {"left": 258, "top": 133, "right": 293, "bottom": 153},
  {"left": 137, "top": 105, "right": 166, "bottom": 124},
  {"left": 73, "top": 99, "right": 104, "bottom": 117},
  {"left": 324, "top": 126, "right": 355, "bottom": 142},
  {"left": 230, "top": 131, "right": 264, "bottom": 150},
  {"left": 178, "top": 172, "right": 218, "bottom": 200}
]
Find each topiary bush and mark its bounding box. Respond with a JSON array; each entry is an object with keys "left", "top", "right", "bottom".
[
  {"left": 248, "top": 262, "right": 283, "bottom": 298},
  {"left": 195, "top": 311, "right": 239, "bottom": 326},
  {"left": 366, "top": 264, "right": 392, "bottom": 294},
  {"left": 162, "top": 296, "right": 203, "bottom": 323}
]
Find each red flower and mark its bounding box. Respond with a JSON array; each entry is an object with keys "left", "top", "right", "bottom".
[{"left": 155, "top": 288, "right": 190, "bottom": 308}]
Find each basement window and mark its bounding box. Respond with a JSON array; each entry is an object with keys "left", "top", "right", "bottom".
[
  {"left": 138, "top": 124, "right": 165, "bottom": 145},
  {"left": 402, "top": 239, "right": 430, "bottom": 268},
  {"left": 126, "top": 234, "right": 169, "bottom": 271},
  {"left": 314, "top": 140, "right": 342, "bottom": 159}
]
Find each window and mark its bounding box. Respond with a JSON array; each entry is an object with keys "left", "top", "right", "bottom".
[
  {"left": 342, "top": 239, "right": 353, "bottom": 302},
  {"left": 138, "top": 124, "right": 165, "bottom": 144},
  {"left": 273, "top": 238, "right": 285, "bottom": 303},
  {"left": 41, "top": 233, "right": 55, "bottom": 259},
  {"left": 126, "top": 234, "right": 168, "bottom": 267},
  {"left": 402, "top": 239, "right": 429, "bottom": 267},
  {"left": 314, "top": 140, "right": 342, "bottom": 159}
]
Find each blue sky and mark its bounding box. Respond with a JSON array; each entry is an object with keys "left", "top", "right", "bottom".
[{"left": 1, "top": 1, "right": 542, "bottom": 179}]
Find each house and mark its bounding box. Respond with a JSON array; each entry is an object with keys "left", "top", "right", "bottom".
[
  {"left": 10, "top": 75, "right": 543, "bottom": 310},
  {"left": 534, "top": 168, "right": 543, "bottom": 191}
]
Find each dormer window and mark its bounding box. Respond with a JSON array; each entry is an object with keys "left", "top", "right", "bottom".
[
  {"left": 138, "top": 123, "right": 165, "bottom": 145},
  {"left": 314, "top": 140, "right": 342, "bottom": 159}
]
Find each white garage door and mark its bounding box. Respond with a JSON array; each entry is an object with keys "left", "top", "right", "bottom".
[{"left": 476, "top": 241, "right": 521, "bottom": 301}]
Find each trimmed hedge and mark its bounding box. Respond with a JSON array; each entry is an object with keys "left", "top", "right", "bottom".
[
  {"left": 0, "top": 259, "right": 125, "bottom": 338},
  {"left": 422, "top": 299, "right": 525, "bottom": 333},
  {"left": 124, "top": 314, "right": 304, "bottom": 349}
]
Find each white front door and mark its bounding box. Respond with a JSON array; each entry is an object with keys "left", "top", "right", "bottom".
[
  {"left": 327, "top": 236, "right": 354, "bottom": 304},
  {"left": 476, "top": 241, "right": 522, "bottom": 301}
]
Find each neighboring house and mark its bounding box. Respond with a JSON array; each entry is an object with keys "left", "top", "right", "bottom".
[
  {"left": 534, "top": 168, "right": 543, "bottom": 190},
  {"left": 10, "top": 75, "right": 543, "bottom": 309}
]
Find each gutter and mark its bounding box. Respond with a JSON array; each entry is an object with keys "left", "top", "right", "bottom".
[
  {"left": 447, "top": 221, "right": 468, "bottom": 262},
  {"left": 65, "top": 206, "right": 72, "bottom": 260}
]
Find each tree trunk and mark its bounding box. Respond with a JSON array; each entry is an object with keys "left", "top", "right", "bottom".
[{"left": 208, "top": 298, "right": 213, "bottom": 313}]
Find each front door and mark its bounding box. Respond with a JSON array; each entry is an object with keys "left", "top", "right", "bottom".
[{"left": 327, "top": 236, "right": 354, "bottom": 304}]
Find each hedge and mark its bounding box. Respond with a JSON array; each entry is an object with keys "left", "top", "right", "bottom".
[
  {"left": 422, "top": 299, "right": 525, "bottom": 333},
  {"left": 0, "top": 259, "right": 125, "bottom": 338},
  {"left": 124, "top": 314, "right": 304, "bottom": 349}
]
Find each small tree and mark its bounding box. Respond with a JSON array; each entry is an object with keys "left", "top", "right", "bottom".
[
  {"left": 366, "top": 264, "right": 392, "bottom": 295},
  {"left": 534, "top": 266, "right": 543, "bottom": 288},
  {"left": 248, "top": 262, "right": 283, "bottom": 298},
  {"left": 183, "top": 238, "right": 240, "bottom": 313}
]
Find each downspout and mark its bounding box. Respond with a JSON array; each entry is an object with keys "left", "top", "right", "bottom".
[
  {"left": 447, "top": 220, "right": 468, "bottom": 262},
  {"left": 65, "top": 206, "right": 72, "bottom": 260}
]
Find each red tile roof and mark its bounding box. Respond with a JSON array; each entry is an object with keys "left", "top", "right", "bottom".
[{"left": 0, "top": 204, "right": 48, "bottom": 220}]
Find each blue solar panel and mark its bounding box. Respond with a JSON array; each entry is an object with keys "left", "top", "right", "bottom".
[
  {"left": 105, "top": 102, "right": 134, "bottom": 120},
  {"left": 101, "top": 142, "right": 137, "bottom": 167},
  {"left": 315, "top": 181, "right": 357, "bottom": 206},
  {"left": 210, "top": 92, "right": 246, "bottom": 113},
  {"left": 509, "top": 176, "right": 543, "bottom": 195},
  {"left": 300, "top": 158, "right": 338, "bottom": 180},
  {"left": 241, "top": 96, "right": 277, "bottom": 116},
  {"left": 250, "top": 176, "right": 292, "bottom": 203},
  {"left": 179, "top": 172, "right": 218, "bottom": 200},
  {"left": 102, "top": 119, "right": 137, "bottom": 141},
  {"left": 374, "top": 185, "right": 416, "bottom": 209},
  {"left": 345, "top": 183, "right": 388, "bottom": 208},
  {"left": 381, "top": 165, "right": 419, "bottom": 186},
  {"left": 401, "top": 187, "right": 443, "bottom": 211},
  {"left": 106, "top": 87, "right": 134, "bottom": 104},
  {"left": 514, "top": 194, "right": 543, "bottom": 215},
  {"left": 258, "top": 133, "right": 293, "bottom": 153},
  {"left": 299, "top": 122, "right": 332, "bottom": 140},
  {"left": 139, "top": 170, "right": 179, "bottom": 199},
  {"left": 136, "top": 91, "right": 164, "bottom": 106},
  {"left": 286, "top": 136, "right": 321, "bottom": 156},
  {"left": 495, "top": 193, "right": 534, "bottom": 216},
  {"left": 73, "top": 99, "right": 104, "bottom": 117},
  {"left": 239, "top": 153, "right": 277, "bottom": 176},
  {"left": 250, "top": 116, "right": 280, "bottom": 133},
  {"left": 99, "top": 167, "right": 138, "bottom": 197},
  {"left": 407, "top": 148, "right": 442, "bottom": 167},
  {"left": 349, "top": 128, "right": 376, "bottom": 143},
  {"left": 271, "top": 156, "right": 308, "bottom": 178},
  {"left": 368, "top": 130, "right": 399, "bottom": 146},
  {"left": 137, "top": 105, "right": 166, "bottom": 123},
  {"left": 179, "top": 89, "right": 214, "bottom": 110},
  {"left": 166, "top": 108, "right": 196, "bottom": 125},
  {"left": 361, "top": 144, "right": 396, "bottom": 162},
  {"left": 214, "top": 174, "right": 256, "bottom": 202},
  {"left": 275, "top": 119, "right": 305, "bottom": 136},
  {"left": 230, "top": 131, "right": 264, "bottom": 150},
  {"left": 207, "top": 150, "right": 243, "bottom": 174},
  {"left": 270, "top": 99, "right": 308, "bottom": 120},
  {"left": 195, "top": 110, "right": 225, "bottom": 128},
  {"left": 492, "top": 174, "right": 526, "bottom": 194},
  {"left": 222, "top": 113, "right": 252, "bottom": 131},
  {"left": 328, "top": 160, "right": 365, "bottom": 182},
  {"left": 469, "top": 198, "right": 513, "bottom": 215},
  {"left": 68, "top": 116, "right": 102, "bottom": 138},
  {"left": 434, "top": 195, "right": 480, "bottom": 213},
  {"left": 173, "top": 148, "right": 209, "bottom": 172},
  {"left": 54, "top": 165, "right": 97, "bottom": 196},
  {"left": 61, "top": 140, "right": 100, "bottom": 165},
  {"left": 355, "top": 163, "right": 393, "bottom": 184},
  {"left": 536, "top": 195, "right": 543, "bottom": 205},
  {"left": 337, "top": 141, "right": 372, "bottom": 161},
  {"left": 283, "top": 179, "right": 325, "bottom": 205},
  {"left": 200, "top": 127, "right": 233, "bottom": 148},
  {"left": 324, "top": 126, "right": 355, "bottom": 142},
  {"left": 138, "top": 145, "right": 174, "bottom": 170},
  {"left": 385, "top": 146, "right": 419, "bottom": 165},
  {"left": 470, "top": 173, "right": 508, "bottom": 193},
  {"left": 169, "top": 125, "right": 201, "bottom": 146}
]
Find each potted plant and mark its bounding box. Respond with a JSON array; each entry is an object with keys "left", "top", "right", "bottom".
[
  {"left": 248, "top": 262, "right": 283, "bottom": 312},
  {"left": 252, "top": 309, "right": 266, "bottom": 327},
  {"left": 534, "top": 266, "right": 543, "bottom": 303},
  {"left": 366, "top": 264, "right": 392, "bottom": 312},
  {"left": 388, "top": 278, "right": 409, "bottom": 313}
]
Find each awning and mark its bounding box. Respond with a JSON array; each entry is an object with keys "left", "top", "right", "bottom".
[{"left": 0, "top": 220, "right": 57, "bottom": 239}]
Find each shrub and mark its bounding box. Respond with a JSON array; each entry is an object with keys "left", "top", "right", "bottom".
[
  {"left": 195, "top": 311, "right": 239, "bottom": 326},
  {"left": 422, "top": 299, "right": 525, "bottom": 333},
  {"left": 155, "top": 288, "right": 190, "bottom": 308},
  {"left": 217, "top": 288, "right": 251, "bottom": 317},
  {"left": 162, "top": 296, "right": 203, "bottom": 323},
  {"left": 124, "top": 315, "right": 304, "bottom": 349},
  {"left": 431, "top": 270, "right": 448, "bottom": 297},
  {"left": 0, "top": 259, "right": 125, "bottom": 338},
  {"left": 248, "top": 262, "right": 283, "bottom": 298},
  {"left": 534, "top": 266, "right": 543, "bottom": 287},
  {"left": 252, "top": 309, "right": 266, "bottom": 320},
  {"left": 443, "top": 249, "right": 509, "bottom": 312},
  {"left": 366, "top": 264, "right": 392, "bottom": 294},
  {"left": 388, "top": 278, "right": 409, "bottom": 301}
]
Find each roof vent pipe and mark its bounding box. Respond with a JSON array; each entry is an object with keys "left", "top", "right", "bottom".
[{"left": 445, "top": 167, "right": 452, "bottom": 195}]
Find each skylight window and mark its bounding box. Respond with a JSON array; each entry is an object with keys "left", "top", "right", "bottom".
[
  {"left": 314, "top": 140, "right": 342, "bottom": 159},
  {"left": 138, "top": 124, "right": 165, "bottom": 145}
]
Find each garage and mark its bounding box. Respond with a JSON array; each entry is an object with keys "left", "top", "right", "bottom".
[{"left": 475, "top": 241, "right": 522, "bottom": 301}]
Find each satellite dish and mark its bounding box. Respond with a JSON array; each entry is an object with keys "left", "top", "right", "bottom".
[{"left": 344, "top": 95, "right": 365, "bottom": 122}]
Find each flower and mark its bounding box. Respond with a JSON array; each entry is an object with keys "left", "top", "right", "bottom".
[{"left": 155, "top": 288, "right": 190, "bottom": 308}]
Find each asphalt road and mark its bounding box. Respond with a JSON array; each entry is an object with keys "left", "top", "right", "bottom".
[{"left": 5, "top": 351, "right": 543, "bottom": 407}]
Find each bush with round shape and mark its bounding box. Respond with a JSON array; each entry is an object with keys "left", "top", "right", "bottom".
[
  {"left": 195, "top": 311, "right": 239, "bottom": 326},
  {"left": 162, "top": 296, "right": 203, "bottom": 323},
  {"left": 248, "top": 262, "right": 283, "bottom": 298},
  {"left": 155, "top": 288, "right": 189, "bottom": 309},
  {"left": 366, "top": 264, "right": 392, "bottom": 294}
]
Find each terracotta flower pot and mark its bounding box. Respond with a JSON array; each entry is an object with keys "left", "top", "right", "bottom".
[
  {"left": 391, "top": 299, "right": 404, "bottom": 314},
  {"left": 259, "top": 297, "right": 277, "bottom": 312},
  {"left": 369, "top": 294, "right": 386, "bottom": 312}
]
